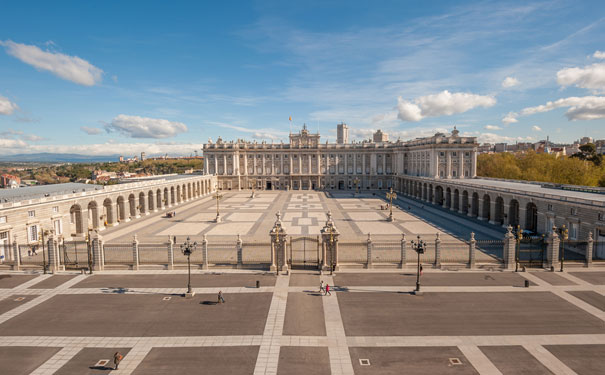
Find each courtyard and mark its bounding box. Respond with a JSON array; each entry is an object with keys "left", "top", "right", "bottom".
[{"left": 0, "top": 268, "right": 604, "bottom": 374}]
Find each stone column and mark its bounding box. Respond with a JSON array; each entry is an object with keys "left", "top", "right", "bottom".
[
  {"left": 223, "top": 155, "right": 227, "bottom": 175},
  {"left": 446, "top": 151, "right": 451, "bottom": 178},
  {"left": 202, "top": 235, "right": 209, "bottom": 270},
  {"left": 282, "top": 236, "right": 289, "bottom": 273},
  {"left": 47, "top": 235, "right": 59, "bottom": 273},
  {"left": 321, "top": 241, "right": 327, "bottom": 270},
  {"left": 12, "top": 238, "right": 20, "bottom": 271},
  {"left": 433, "top": 151, "right": 439, "bottom": 178},
  {"left": 334, "top": 240, "right": 340, "bottom": 271},
  {"left": 468, "top": 232, "right": 476, "bottom": 269},
  {"left": 366, "top": 234, "right": 373, "bottom": 269},
  {"left": 471, "top": 150, "right": 477, "bottom": 177},
  {"left": 586, "top": 231, "right": 593, "bottom": 267},
  {"left": 434, "top": 233, "right": 441, "bottom": 268},
  {"left": 458, "top": 193, "right": 465, "bottom": 214},
  {"left": 503, "top": 226, "right": 516, "bottom": 270},
  {"left": 399, "top": 233, "right": 406, "bottom": 269},
  {"left": 489, "top": 199, "right": 497, "bottom": 225},
  {"left": 92, "top": 233, "right": 104, "bottom": 271},
  {"left": 459, "top": 152, "right": 464, "bottom": 178},
  {"left": 243, "top": 154, "right": 248, "bottom": 175},
  {"left": 262, "top": 154, "right": 266, "bottom": 176},
  {"left": 545, "top": 226, "right": 560, "bottom": 270},
  {"left": 132, "top": 234, "right": 139, "bottom": 271},
  {"left": 214, "top": 157, "right": 218, "bottom": 176},
  {"left": 167, "top": 236, "right": 174, "bottom": 270},
  {"left": 270, "top": 242, "right": 277, "bottom": 271},
  {"left": 236, "top": 234, "right": 243, "bottom": 269},
  {"left": 353, "top": 155, "right": 357, "bottom": 174},
  {"left": 362, "top": 153, "right": 366, "bottom": 175}
]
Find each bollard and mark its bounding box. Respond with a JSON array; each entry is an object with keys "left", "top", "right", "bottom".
[
  {"left": 256, "top": 280, "right": 260, "bottom": 288},
  {"left": 524, "top": 280, "right": 529, "bottom": 288}
]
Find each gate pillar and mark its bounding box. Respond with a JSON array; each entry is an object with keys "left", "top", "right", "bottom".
[
  {"left": 586, "top": 232, "right": 593, "bottom": 267},
  {"left": 504, "top": 226, "right": 516, "bottom": 270},
  {"left": 320, "top": 211, "right": 340, "bottom": 272},
  {"left": 270, "top": 211, "right": 287, "bottom": 274},
  {"left": 399, "top": 233, "right": 406, "bottom": 269},
  {"left": 47, "top": 235, "right": 60, "bottom": 273},
  {"left": 92, "top": 233, "right": 104, "bottom": 271},
  {"left": 545, "top": 226, "right": 560, "bottom": 270},
  {"left": 468, "top": 232, "right": 476, "bottom": 269},
  {"left": 12, "top": 236, "right": 20, "bottom": 271}
]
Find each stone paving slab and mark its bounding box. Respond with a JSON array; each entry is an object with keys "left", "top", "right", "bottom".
[
  {"left": 55, "top": 347, "right": 131, "bottom": 374},
  {"left": 289, "top": 273, "right": 320, "bottom": 287},
  {"left": 71, "top": 273, "right": 276, "bottom": 288},
  {"left": 0, "top": 293, "right": 272, "bottom": 337},
  {"left": 27, "top": 274, "right": 77, "bottom": 289},
  {"left": 0, "top": 294, "right": 39, "bottom": 315},
  {"left": 277, "top": 346, "right": 330, "bottom": 375},
  {"left": 349, "top": 346, "right": 479, "bottom": 375},
  {"left": 567, "top": 290, "right": 605, "bottom": 312},
  {"left": 530, "top": 272, "right": 577, "bottom": 286},
  {"left": 334, "top": 272, "right": 533, "bottom": 287},
  {"left": 569, "top": 272, "right": 605, "bottom": 285},
  {"left": 479, "top": 345, "right": 554, "bottom": 374},
  {"left": 337, "top": 291, "right": 605, "bottom": 336},
  {"left": 0, "top": 346, "right": 61, "bottom": 375},
  {"left": 131, "top": 346, "right": 259, "bottom": 374},
  {"left": 0, "top": 274, "right": 38, "bottom": 288},
  {"left": 283, "top": 292, "right": 326, "bottom": 336},
  {"left": 544, "top": 344, "right": 605, "bottom": 375}
]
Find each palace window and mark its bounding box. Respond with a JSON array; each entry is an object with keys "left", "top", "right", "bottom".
[
  {"left": 570, "top": 207, "right": 577, "bottom": 216},
  {"left": 28, "top": 210, "right": 35, "bottom": 218},
  {"left": 548, "top": 204, "right": 553, "bottom": 211},
  {"left": 0, "top": 216, "right": 6, "bottom": 224},
  {"left": 28, "top": 225, "right": 38, "bottom": 242},
  {"left": 52, "top": 206, "right": 59, "bottom": 213}
]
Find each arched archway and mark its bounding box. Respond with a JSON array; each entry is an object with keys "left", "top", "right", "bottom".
[
  {"left": 87, "top": 201, "right": 99, "bottom": 230},
  {"left": 435, "top": 186, "right": 444, "bottom": 205},
  {"left": 482, "top": 194, "right": 491, "bottom": 221},
  {"left": 148, "top": 190, "right": 155, "bottom": 212},
  {"left": 462, "top": 191, "right": 469, "bottom": 214},
  {"left": 187, "top": 183, "right": 192, "bottom": 199},
  {"left": 70, "top": 204, "right": 84, "bottom": 235},
  {"left": 139, "top": 192, "right": 146, "bottom": 215},
  {"left": 453, "top": 189, "right": 460, "bottom": 211},
  {"left": 156, "top": 189, "right": 162, "bottom": 210},
  {"left": 445, "top": 187, "right": 452, "bottom": 209},
  {"left": 128, "top": 194, "right": 137, "bottom": 219},
  {"left": 116, "top": 196, "right": 127, "bottom": 222},
  {"left": 509, "top": 199, "right": 520, "bottom": 227},
  {"left": 170, "top": 187, "right": 176, "bottom": 205},
  {"left": 471, "top": 192, "right": 479, "bottom": 217},
  {"left": 495, "top": 197, "right": 505, "bottom": 225},
  {"left": 103, "top": 198, "right": 114, "bottom": 226},
  {"left": 526, "top": 202, "right": 538, "bottom": 232},
  {"left": 182, "top": 184, "right": 186, "bottom": 200},
  {"left": 176, "top": 185, "right": 181, "bottom": 203},
  {"left": 428, "top": 184, "right": 433, "bottom": 202}
]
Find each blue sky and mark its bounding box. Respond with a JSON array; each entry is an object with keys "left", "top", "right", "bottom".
[{"left": 1, "top": 0, "right": 605, "bottom": 156}]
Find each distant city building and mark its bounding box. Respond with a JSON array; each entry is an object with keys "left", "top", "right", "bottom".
[
  {"left": 141, "top": 152, "right": 146, "bottom": 161},
  {"left": 119, "top": 156, "right": 124, "bottom": 162},
  {"left": 579, "top": 136, "right": 593, "bottom": 145},
  {"left": 373, "top": 129, "right": 389, "bottom": 143},
  {"left": 336, "top": 123, "right": 349, "bottom": 144},
  {"left": 0, "top": 174, "right": 20, "bottom": 189},
  {"left": 494, "top": 143, "right": 506, "bottom": 153}
]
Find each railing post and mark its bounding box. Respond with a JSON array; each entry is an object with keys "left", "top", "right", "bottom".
[
  {"left": 270, "top": 241, "right": 277, "bottom": 271},
  {"left": 545, "top": 226, "right": 560, "bottom": 270},
  {"left": 92, "top": 233, "right": 104, "bottom": 271},
  {"left": 47, "top": 235, "right": 59, "bottom": 273},
  {"left": 504, "top": 226, "right": 516, "bottom": 270},
  {"left": 202, "top": 234, "right": 208, "bottom": 270},
  {"left": 333, "top": 238, "right": 340, "bottom": 272},
  {"left": 468, "top": 232, "right": 476, "bottom": 269},
  {"left": 132, "top": 234, "right": 139, "bottom": 271},
  {"left": 434, "top": 233, "right": 441, "bottom": 269},
  {"left": 586, "top": 232, "right": 593, "bottom": 268},
  {"left": 12, "top": 238, "right": 20, "bottom": 271},
  {"left": 366, "top": 233, "right": 373, "bottom": 269},
  {"left": 167, "top": 235, "right": 174, "bottom": 270},
  {"left": 399, "top": 233, "right": 406, "bottom": 269},
  {"left": 236, "top": 234, "right": 243, "bottom": 269}
]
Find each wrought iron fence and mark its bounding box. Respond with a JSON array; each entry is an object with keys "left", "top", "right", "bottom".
[
  {"left": 561, "top": 240, "right": 588, "bottom": 261},
  {"left": 0, "top": 244, "right": 11, "bottom": 264},
  {"left": 338, "top": 241, "right": 367, "bottom": 263},
  {"left": 138, "top": 243, "right": 169, "bottom": 264},
  {"left": 594, "top": 241, "right": 605, "bottom": 261},
  {"left": 372, "top": 241, "right": 401, "bottom": 263},
  {"left": 207, "top": 241, "right": 237, "bottom": 265},
  {"left": 103, "top": 243, "right": 133, "bottom": 264},
  {"left": 241, "top": 242, "right": 271, "bottom": 264},
  {"left": 18, "top": 244, "right": 46, "bottom": 265},
  {"left": 60, "top": 241, "right": 89, "bottom": 269},
  {"left": 439, "top": 241, "right": 470, "bottom": 263},
  {"left": 475, "top": 240, "right": 504, "bottom": 262}
]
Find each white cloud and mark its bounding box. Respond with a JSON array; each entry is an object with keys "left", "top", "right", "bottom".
[
  {"left": 502, "top": 112, "right": 518, "bottom": 124},
  {"left": 520, "top": 96, "right": 605, "bottom": 121},
  {"left": 0, "top": 40, "right": 103, "bottom": 86},
  {"left": 594, "top": 51, "right": 605, "bottom": 59},
  {"left": 556, "top": 63, "right": 605, "bottom": 92},
  {"left": 104, "top": 114, "right": 188, "bottom": 138},
  {"left": 210, "top": 121, "right": 289, "bottom": 140},
  {"left": 531, "top": 125, "right": 542, "bottom": 131},
  {"left": 502, "top": 76, "right": 520, "bottom": 88},
  {"left": 484, "top": 125, "right": 502, "bottom": 130},
  {"left": 0, "top": 138, "right": 27, "bottom": 148},
  {"left": 80, "top": 126, "right": 103, "bottom": 135},
  {"left": 0, "top": 141, "right": 201, "bottom": 156},
  {"left": 397, "top": 90, "right": 496, "bottom": 122},
  {"left": 0, "top": 95, "right": 18, "bottom": 115},
  {"left": 462, "top": 131, "right": 533, "bottom": 144},
  {"left": 21, "top": 134, "right": 45, "bottom": 142}
]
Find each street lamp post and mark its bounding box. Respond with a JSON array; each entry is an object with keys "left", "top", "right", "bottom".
[
  {"left": 86, "top": 227, "right": 94, "bottom": 274},
  {"left": 328, "top": 225, "right": 335, "bottom": 275},
  {"left": 515, "top": 225, "right": 523, "bottom": 272},
  {"left": 213, "top": 185, "right": 223, "bottom": 223},
  {"left": 39, "top": 228, "right": 51, "bottom": 274},
  {"left": 180, "top": 236, "right": 197, "bottom": 298},
  {"left": 411, "top": 235, "right": 425, "bottom": 295},
  {"left": 560, "top": 225, "right": 568, "bottom": 272},
  {"left": 353, "top": 177, "right": 360, "bottom": 195},
  {"left": 386, "top": 187, "right": 397, "bottom": 222}
]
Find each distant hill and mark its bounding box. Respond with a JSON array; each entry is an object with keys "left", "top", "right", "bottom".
[{"left": 0, "top": 153, "right": 120, "bottom": 163}]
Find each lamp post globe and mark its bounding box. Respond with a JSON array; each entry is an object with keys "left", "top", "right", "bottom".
[
  {"left": 180, "top": 236, "right": 197, "bottom": 298},
  {"left": 411, "top": 235, "right": 425, "bottom": 295}
]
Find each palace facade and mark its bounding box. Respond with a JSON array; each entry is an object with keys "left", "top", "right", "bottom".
[{"left": 203, "top": 125, "right": 478, "bottom": 191}]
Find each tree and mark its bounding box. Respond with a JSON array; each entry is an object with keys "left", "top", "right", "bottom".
[{"left": 571, "top": 143, "right": 602, "bottom": 166}]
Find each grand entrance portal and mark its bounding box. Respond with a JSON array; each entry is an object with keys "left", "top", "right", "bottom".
[{"left": 289, "top": 236, "right": 320, "bottom": 270}]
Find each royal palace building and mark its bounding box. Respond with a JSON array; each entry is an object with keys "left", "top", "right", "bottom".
[{"left": 203, "top": 124, "right": 478, "bottom": 191}]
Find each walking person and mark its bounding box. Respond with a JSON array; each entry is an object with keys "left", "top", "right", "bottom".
[
  {"left": 218, "top": 290, "right": 225, "bottom": 304},
  {"left": 319, "top": 280, "right": 325, "bottom": 294},
  {"left": 113, "top": 352, "right": 123, "bottom": 370},
  {"left": 325, "top": 283, "right": 331, "bottom": 296}
]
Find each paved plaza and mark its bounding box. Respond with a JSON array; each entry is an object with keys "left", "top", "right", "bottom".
[{"left": 0, "top": 268, "right": 604, "bottom": 374}]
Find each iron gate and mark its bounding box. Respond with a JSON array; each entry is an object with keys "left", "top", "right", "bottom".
[
  {"left": 60, "top": 241, "right": 90, "bottom": 270},
  {"left": 289, "top": 236, "right": 320, "bottom": 269},
  {"left": 518, "top": 236, "right": 545, "bottom": 268}
]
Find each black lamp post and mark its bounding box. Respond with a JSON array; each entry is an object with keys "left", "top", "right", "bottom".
[
  {"left": 559, "top": 225, "right": 568, "bottom": 272},
  {"left": 411, "top": 235, "right": 425, "bottom": 295},
  {"left": 180, "top": 236, "right": 197, "bottom": 298}
]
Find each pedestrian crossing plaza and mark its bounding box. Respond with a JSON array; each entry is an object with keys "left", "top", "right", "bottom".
[{"left": 0, "top": 268, "right": 604, "bottom": 374}]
